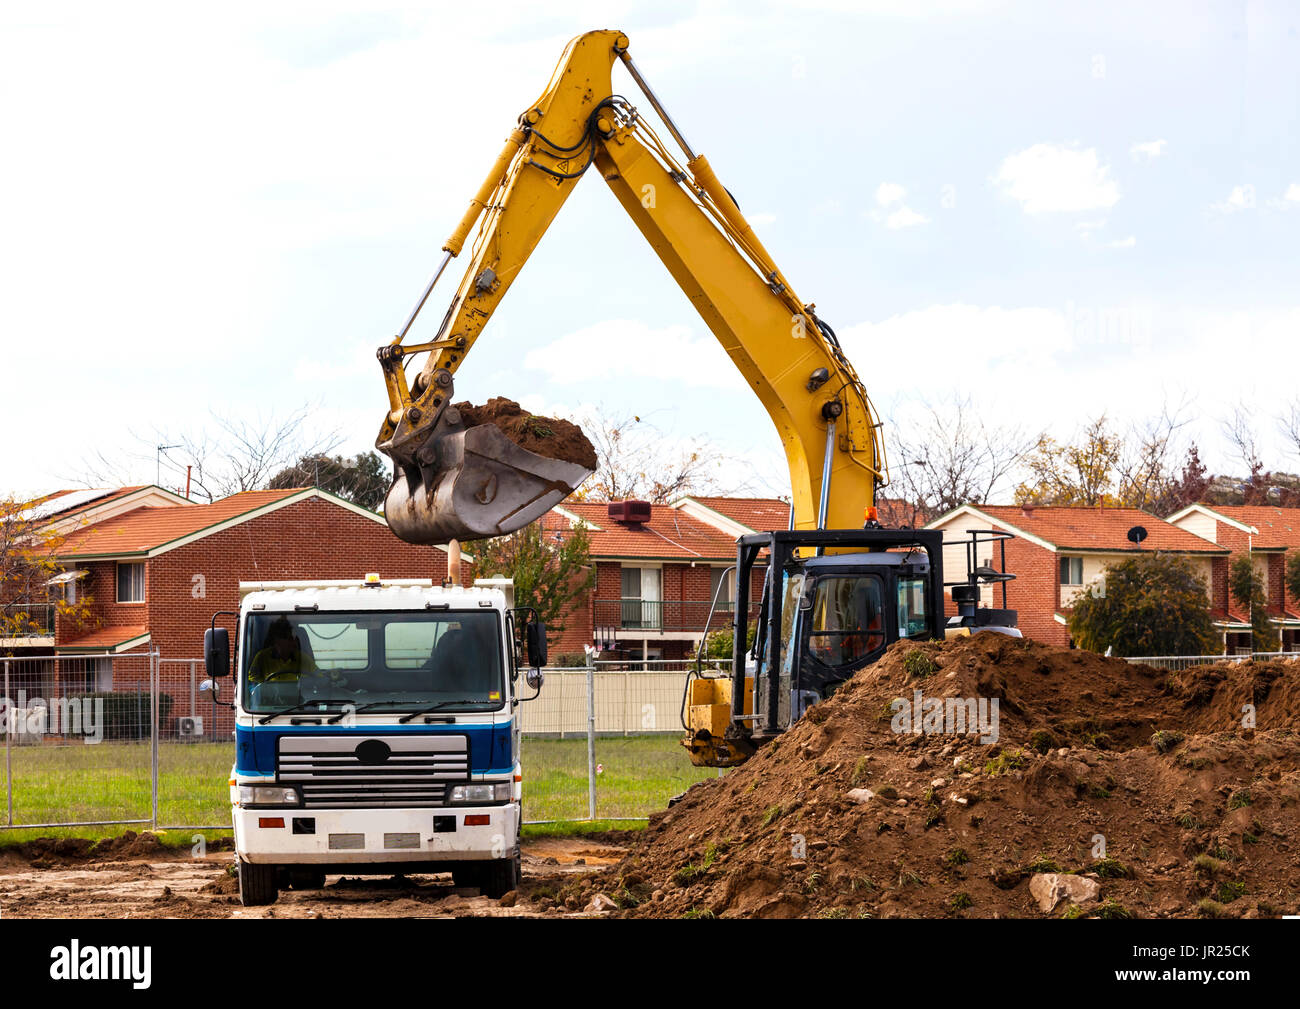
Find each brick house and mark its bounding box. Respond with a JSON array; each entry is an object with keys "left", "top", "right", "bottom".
[
  {"left": 1166, "top": 504, "right": 1300, "bottom": 651},
  {"left": 9, "top": 486, "right": 455, "bottom": 735},
  {"left": 2, "top": 486, "right": 193, "bottom": 650},
  {"left": 926, "top": 504, "right": 1230, "bottom": 649},
  {"left": 537, "top": 497, "right": 787, "bottom": 663}
]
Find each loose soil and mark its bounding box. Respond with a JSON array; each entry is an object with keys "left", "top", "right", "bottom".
[
  {"left": 455, "top": 398, "right": 597, "bottom": 470},
  {"left": 0, "top": 833, "right": 632, "bottom": 918},
  {"left": 574, "top": 636, "right": 1300, "bottom": 919}
]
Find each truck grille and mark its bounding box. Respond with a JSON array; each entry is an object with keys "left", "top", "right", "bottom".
[{"left": 277, "top": 734, "right": 470, "bottom": 808}]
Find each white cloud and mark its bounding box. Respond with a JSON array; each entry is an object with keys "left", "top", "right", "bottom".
[
  {"left": 875, "top": 182, "right": 907, "bottom": 206},
  {"left": 1268, "top": 183, "right": 1300, "bottom": 209},
  {"left": 747, "top": 212, "right": 777, "bottom": 228},
  {"left": 871, "top": 182, "right": 929, "bottom": 229},
  {"left": 994, "top": 143, "right": 1120, "bottom": 213},
  {"left": 522, "top": 320, "right": 746, "bottom": 390},
  {"left": 885, "top": 206, "right": 930, "bottom": 229},
  {"left": 1130, "top": 139, "right": 1167, "bottom": 161},
  {"left": 1107, "top": 235, "right": 1137, "bottom": 248},
  {"left": 1211, "top": 184, "right": 1256, "bottom": 213}
]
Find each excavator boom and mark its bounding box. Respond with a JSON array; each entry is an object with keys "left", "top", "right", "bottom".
[{"left": 375, "top": 29, "right": 886, "bottom": 544}]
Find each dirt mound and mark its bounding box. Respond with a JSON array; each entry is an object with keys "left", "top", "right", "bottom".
[
  {"left": 575, "top": 637, "right": 1300, "bottom": 919},
  {"left": 455, "top": 398, "right": 597, "bottom": 470},
  {"left": 0, "top": 830, "right": 233, "bottom": 869}
]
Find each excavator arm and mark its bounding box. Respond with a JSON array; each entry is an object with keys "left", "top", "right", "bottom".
[{"left": 376, "top": 29, "right": 887, "bottom": 544}]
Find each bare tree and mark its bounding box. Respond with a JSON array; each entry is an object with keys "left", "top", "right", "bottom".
[
  {"left": 889, "top": 396, "right": 1036, "bottom": 517},
  {"left": 73, "top": 405, "right": 341, "bottom": 502},
  {"left": 1222, "top": 401, "right": 1270, "bottom": 505},
  {"left": 1115, "top": 400, "right": 1197, "bottom": 512},
  {"left": 572, "top": 405, "right": 739, "bottom": 503},
  {"left": 1280, "top": 396, "right": 1300, "bottom": 465}
]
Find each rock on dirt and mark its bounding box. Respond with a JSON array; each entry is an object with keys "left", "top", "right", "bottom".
[
  {"left": 455, "top": 398, "right": 597, "bottom": 470},
  {"left": 1029, "top": 872, "right": 1100, "bottom": 912}
]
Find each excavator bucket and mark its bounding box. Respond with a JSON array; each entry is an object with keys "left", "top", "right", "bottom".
[{"left": 383, "top": 419, "right": 594, "bottom": 545}]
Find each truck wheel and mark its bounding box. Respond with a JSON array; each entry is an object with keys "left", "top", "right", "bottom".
[
  {"left": 238, "top": 858, "right": 279, "bottom": 906},
  {"left": 287, "top": 868, "right": 326, "bottom": 890},
  {"left": 481, "top": 853, "right": 520, "bottom": 899}
]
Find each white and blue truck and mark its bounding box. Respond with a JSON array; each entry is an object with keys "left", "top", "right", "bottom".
[{"left": 203, "top": 573, "right": 546, "bottom": 906}]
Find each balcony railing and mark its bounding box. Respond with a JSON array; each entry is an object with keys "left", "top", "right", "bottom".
[
  {"left": 594, "top": 598, "right": 759, "bottom": 634},
  {"left": 0, "top": 603, "right": 56, "bottom": 638}
]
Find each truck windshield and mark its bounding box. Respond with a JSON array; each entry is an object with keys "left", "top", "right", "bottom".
[{"left": 240, "top": 610, "right": 504, "bottom": 715}]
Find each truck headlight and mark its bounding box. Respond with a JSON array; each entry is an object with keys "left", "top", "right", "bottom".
[
  {"left": 449, "top": 783, "right": 511, "bottom": 804},
  {"left": 238, "top": 785, "right": 300, "bottom": 807}
]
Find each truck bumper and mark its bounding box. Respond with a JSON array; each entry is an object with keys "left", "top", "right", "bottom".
[{"left": 233, "top": 803, "right": 520, "bottom": 866}]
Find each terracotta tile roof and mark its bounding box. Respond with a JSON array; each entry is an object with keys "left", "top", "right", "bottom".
[
  {"left": 1203, "top": 505, "right": 1300, "bottom": 549},
  {"left": 546, "top": 501, "right": 738, "bottom": 560},
  {"left": 58, "top": 489, "right": 305, "bottom": 558},
  {"left": 1210, "top": 609, "right": 1252, "bottom": 627},
  {"left": 682, "top": 496, "right": 792, "bottom": 532},
  {"left": 56, "top": 625, "right": 150, "bottom": 652},
  {"left": 973, "top": 505, "right": 1226, "bottom": 553}
]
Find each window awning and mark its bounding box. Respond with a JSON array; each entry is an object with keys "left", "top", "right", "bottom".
[
  {"left": 56, "top": 626, "right": 150, "bottom": 654},
  {"left": 45, "top": 569, "right": 87, "bottom": 586}
]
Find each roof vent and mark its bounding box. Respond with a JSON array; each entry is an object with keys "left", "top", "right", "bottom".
[
  {"left": 1020, "top": 503, "right": 1035, "bottom": 517},
  {"left": 608, "top": 500, "right": 651, "bottom": 526}
]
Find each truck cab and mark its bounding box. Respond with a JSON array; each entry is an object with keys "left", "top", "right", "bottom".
[{"left": 203, "top": 574, "right": 546, "bottom": 906}]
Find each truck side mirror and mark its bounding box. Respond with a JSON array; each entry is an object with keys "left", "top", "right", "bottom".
[
  {"left": 526, "top": 621, "right": 548, "bottom": 669},
  {"left": 204, "top": 627, "right": 230, "bottom": 678}
]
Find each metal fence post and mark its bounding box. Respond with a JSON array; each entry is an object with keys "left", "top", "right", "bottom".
[
  {"left": 586, "top": 663, "right": 596, "bottom": 821},
  {"left": 4, "top": 659, "right": 11, "bottom": 826},
  {"left": 150, "top": 651, "right": 160, "bottom": 830}
]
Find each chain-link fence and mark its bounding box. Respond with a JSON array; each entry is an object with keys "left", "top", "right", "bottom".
[
  {"left": 2, "top": 654, "right": 727, "bottom": 831},
  {"left": 519, "top": 661, "right": 728, "bottom": 822},
  {"left": 1, "top": 652, "right": 161, "bottom": 829},
  {"left": 1125, "top": 651, "right": 1300, "bottom": 671}
]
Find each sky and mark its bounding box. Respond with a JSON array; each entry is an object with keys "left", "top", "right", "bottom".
[{"left": 1, "top": 0, "right": 1297, "bottom": 502}]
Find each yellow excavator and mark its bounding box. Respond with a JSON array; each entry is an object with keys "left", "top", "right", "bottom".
[{"left": 374, "top": 29, "right": 1017, "bottom": 768}]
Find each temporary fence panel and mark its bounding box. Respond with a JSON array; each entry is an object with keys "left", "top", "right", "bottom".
[{"left": 1, "top": 652, "right": 159, "bottom": 830}]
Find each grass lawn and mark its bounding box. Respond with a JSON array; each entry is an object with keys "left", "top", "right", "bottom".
[
  {"left": 0, "top": 734, "right": 717, "bottom": 844},
  {"left": 522, "top": 734, "right": 720, "bottom": 821}
]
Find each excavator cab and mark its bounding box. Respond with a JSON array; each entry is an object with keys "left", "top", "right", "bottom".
[
  {"left": 683, "top": 528, "right": 945, "bottom": 767},
  {"left": 682, "top": 526, "right": 1020, "bottom": 768}
]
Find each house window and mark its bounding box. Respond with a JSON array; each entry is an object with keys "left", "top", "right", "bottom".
[
  {"left": 709, "top": 567, "right": 734, "bottom": 608},
  {"left": 620, "top": 566, "right": 661, "bottom": 629},
  {"left": 117, "top": 562, "right": 145, "bottom": 603},
  {"left": 1059, "top": 556, "right": 1083, "bottom": 586}
]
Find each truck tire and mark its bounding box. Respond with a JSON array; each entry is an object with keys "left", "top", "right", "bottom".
[
  {"left": 481, "top": 852, "right": 520, "bottom": 899},
  {"left": 238, "top": 858, "right": 279, "bottom": 906}
]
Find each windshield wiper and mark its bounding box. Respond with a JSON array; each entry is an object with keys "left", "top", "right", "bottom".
[
  {"left": 325, "top": 699, "right": 408, "bottom": 724},
  {"left": 257, "top": 698, "right": 354, "bottom": 725},
  {"left": 398, "top": 699, "right": 497, "bottom": 724}
]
